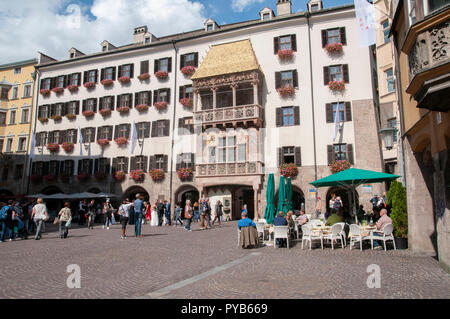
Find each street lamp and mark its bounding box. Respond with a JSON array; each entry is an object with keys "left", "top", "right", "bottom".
[{"left": 379, "top": 127, "right": 395, "bottom": 150}]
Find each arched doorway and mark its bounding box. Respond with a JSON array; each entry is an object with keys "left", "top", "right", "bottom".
[
  {"left": 326, "top": 187, "right": 359, "bottom": 221},
  {"left": 87, "top": 187, "right": 101, "bottom": 194},
  {"left": 175, "top": 185, "right": 199, "bottom": 209},
  {"left": 0, "top": 189, "right": 14, "bottom": 201},
  {"left": 274, "top": 187, "right": 305, "bottom": 213},
  {"left": 123, "top": 186, "right": 149, "bottom": 202}
]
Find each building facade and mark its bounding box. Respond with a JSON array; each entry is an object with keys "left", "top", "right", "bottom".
[
  {"left": 0, "top": 59, "right": 37, "bottom": 199},
  {"left": 390, "top": 0, "right": 449, "bottom": 271},
  {"left": 29, "top": 0, "right": 383, "bottom": 221}
]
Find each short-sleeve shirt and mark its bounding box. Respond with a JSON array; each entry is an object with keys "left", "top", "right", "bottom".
[
  {"left": 377, "top": 214, "right": 392, "bottom": 231},
  {"left": 238, "top": 217, "right": 256, "bottom": 230},
  {"left": 134, "top": 199, "right": 143, "bottom": 216},
  {"left": 33, "top": 203, "right": 47, "bottom": 221}
]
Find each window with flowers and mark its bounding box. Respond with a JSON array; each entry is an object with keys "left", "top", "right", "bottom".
[
  {"left": 119, "top": 64, "right": 133, "bottom": 78},
  {"left": 69, "top": 73, "right": 81, "bottom": 86},
  {"left": 327, "top": 143, "right": 354, "bottom": 165}
]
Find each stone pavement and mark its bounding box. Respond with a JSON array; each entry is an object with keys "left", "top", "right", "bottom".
[{"left": 0, "top": 220, "right": 448, "bottom": 299}]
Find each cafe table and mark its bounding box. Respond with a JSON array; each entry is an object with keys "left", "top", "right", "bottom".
[{"left": 348, "top": 225, "right": 378, "bottom": 250}]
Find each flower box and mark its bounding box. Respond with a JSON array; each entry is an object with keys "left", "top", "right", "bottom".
[
  {"left": 180, "top": 98, "right": 193, "bottom": 108},
  {"left": 44, "top": 174, "right": 57, "bottom": 182},
  {"left": 51, "top": 115, "right": 62, "bottom": 121},
  {"left": 99, "top": 108, "right": 111, "bottom": 116},
  {"left": 277, "top": 86, "right": 296, "bottom": 97},
  {"left": 325, "top": 42, "right": 343, "bottom": 54},
  {"left": 138, "top": 73, "right": 150, "bottom": 81},
  {"left": 67, "top": 85, "right": 79, "bottom": 92},
  {"left": 118, "top": 76, "right": 130, "bottom": 83},
  {"left": 76, "top": 173, "right": 90, "bottom": 182},
  {"left": 94, "top": 172, "right": 107, "bottom": 181},
  {"left": 83, "top": 82, "right": 96, "bottom": 89},
  {"left": 155, "top": 71, "right": 168, "bottom": 79},
  {"left": 150, "top": 169, "right": 165, "bottom": 182},
  {"left": 280, "top": 163, "right": 298, "bottom": 178},
  {"left": 328, "top": 80, "right": 345, "bottom": 91},
  {"left": 97, "top": 139, "right": 110, "bottom": 147},
  {"left": 61, "top": 142, "right": 74, "bottom": 153},
  {"left": 46, "top": 143, "right": 60, "bottom": 153},
  {"left": 51, "top": 87, "right": 64, "bottom": 94},
  {"left": 154, "top": 101, "right": 168, "bottom": 110},
  {"left": 40, "top": 89, "right": 50, "bottom": 96},
  {"left": 177, "top": 168, "right": 193, "bottom": 181},
  {"left": 277, "top": 49, "right": 294, "bottom": 60},
  {"left": 114, "top": 137, "right": 128, "bottom": 146},
  {"left": 30, "top": 174, "right": 43, "bottom": 184},
  {"left": 66, "top": 113, "right": 76, "bottom": 120},
  {"left": 181, "top": 66, "right": 196, "bottom": 75},
  {"left": 329, "top": 160, "right": 351, "bottom": 174},
  {"left": 82, "top": 110, "right": 95, "bottom": 118},
  {"left": 136, "top": 104, "right": 149, "bottom": 112},
  {"left": 101, "top": 79, "right": 114, "bottom": 86},
  {"left": 114, "top": 171, "right": 126, "bottom": 181},
  {"left": 130, "top": 169, "right": 145, "bottom": 182},
  {"left": 38, "top": 117, "right": 49, "bottom": 123},
  {"left": 117, "top": 106, "right": 130, "bottom": 114}
]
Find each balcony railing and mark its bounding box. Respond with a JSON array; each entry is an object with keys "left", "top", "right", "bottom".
[
  {"left": 196, "top": 161, "right": 263, "bottom": 177},
  {"left": 194, "top": 104, "right": 263, "bottom": 127}
]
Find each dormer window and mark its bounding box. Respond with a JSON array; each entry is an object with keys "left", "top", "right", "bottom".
[
  {"left": 263, "top": 13, "right": 270, "bottom": 21},
  {"left": 102, "top": 45, "right": 107, "bottom": 52},
  {"left": 207, "top": 24, "right": 213, "bottom": 31},
  {"left": 70, "top": 53, "right": 75, "bottom": 59},
  {"left": 311, "top": 4, "right": 319, "bottom": 11},
  {"left": 145, "top": 37, "right": 150, "bottom": 44}
]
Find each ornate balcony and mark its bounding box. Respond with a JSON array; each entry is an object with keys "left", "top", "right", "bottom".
[
  {"left": 194, "top": 104, "right": 263, "bottom": 128},
  {"left": 196, "top": 161, "right": 263, "bottom": 177}
]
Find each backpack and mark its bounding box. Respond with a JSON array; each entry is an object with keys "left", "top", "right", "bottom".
[{"left": 0, "top": 206, "right": 10, "bottom": 220}]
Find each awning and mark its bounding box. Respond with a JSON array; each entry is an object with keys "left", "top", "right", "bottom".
[
  {"left": 310, "top": 168, "right": 400, "bottom": 188},
  {"left": 26, "top": 192, "right": 118, "bottom": 199}
]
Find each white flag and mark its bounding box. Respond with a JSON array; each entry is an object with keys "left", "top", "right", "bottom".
[
  {"left": 29, "top": 132, "right": 36, "bottom": 160},
  {"left": 355, "top": 0, "right": 376, "bottom": 47},
  {"left": 78, "top": 127, "right": 83, "bottom": 156},
  {"left": 129, "top": 121, "right": 137, "bottom": 155},
  {"left": 333, "top": 105, "right": 339, "bottom": 141}
]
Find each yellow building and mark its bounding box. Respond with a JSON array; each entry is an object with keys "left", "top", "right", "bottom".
[{"left": 0, "top": 58, "right": 37, "bottom": 199}]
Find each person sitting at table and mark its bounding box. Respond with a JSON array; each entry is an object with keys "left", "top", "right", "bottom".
[
  {"left": 238, "top": 212, "right": 258, "bottom": 249},
  {"left": 286, "top": 211, "right": 295, "bottom": 228},
  {"left": 273, "top": 211, "right": 288, "bottom": 247},
  {"left": 372, "top": 208, "right": 393, "bottom": 249},
  {"left": 237, "top": 211, "right": 255, "bottom": 230},
  {"left": 296, "top": 209, "right": 309, "bottom": 226}
]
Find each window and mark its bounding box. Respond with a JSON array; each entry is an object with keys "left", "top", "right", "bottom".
[
  {"left": 104, "top": 67, "right": 114, "bottom": 80},
  {"left": 48, "top": 131, "right": 60, "bottom": 144},
  {"left": 385, "top": 68, "right": 395, "bottom": 93},
  {"left": 98, "top": 158, "right": 110, "bottom": 174},
  {"left": 0, "top": 112, "right": 6, "bottom": 125},
  {"left": 283, "top": 107, "right": 294, "bottom": 126},
  {"left": 62, "top": 160, "right": 74, "bottom": 175},
  {"left": 21, "top": 109, "right": 29, "bottom": 123},
  {"left": 132, "top": 156, "right": 148, "bottom": 171},
  {"left": 388, "top": 118, "right": 398, "bottom": 143},
  {"left": 333, "top": 102, "right": 345, "bottom": 122},
  {"left": 278, "top": 146, "right": 302, "bottom": 166},
  {"left": 118, "top": 94, "right": 131, "bottom": 107},
  {"left": 6, "top": 138, "right": 13, "bottom": 152},
  {"left": 327, "top": 143, "right": 354, "bottom": 164},
  {"left": 38, "top": 105, "right": 49, "bottom": 118},
  {"left": 49, "top": 161, "right": 59, "bottom": 175},
  {"left": 382, "top": 20, "right": 391, "bottom": 43},
  {"left": 155, "top": 155, "right": 165, "bottom": 170},
  {"left": 157, "top": 121, "right": 165, "bottom": 137},
  {"left": 145, "top": 37, "right": 151, "bottom": 44},
  {"left": 85, "top": 99, "right": 96, "bottom": 111},
  {"left": 274, "top": 34, "right": 297, "bottom": 53},
  {"left": 326, "top": 102, "right": 351, "bottom": 123},
  {"left": 184, "top": 53, "right": 196, "bottom": 67},
  {"left": 330, "top": 65, "right": 343, "bottom": 82},
  {"left": 281, "top": 71, "right": 293, "bottom": 87},
  {"left": 120, "top": 64, "right": 133, "bottom": 78},
  {"left": 43, "top": 78, "right": 52, "bottom": 90},
  {"left": 70, "top": 53, "right": 75, "bottom": 59},
  {"left": 23, "top": 84, "right": 31, "bottom": 97},
  {"left": 276, "top": 106, "right": 300, "bottom": 127},
  {"left": 283, "top": 147, "right": 295, "bottom": 164},
  {"left": 0, "top": 139, "right": 3, "bottom": 152},
  {"left": 17, "top": 137, "right": 26, "bottom": 152},
  {"left": 115, "top": 124, "right": 130, "bottom": 139},
  {"left": 56, "top": 76, "right": 65, "bottom": 88},
  {"left": 263, "top": 13, "right": 270, "bottom": 20},
  {"left": 209, "top": 146, "right": 216, "bottom": 164},
  {"left": 184, "top": 86, "right": 193, "bottom": 99},
  {"left": 156, "top": 90, "right": 168, "bottom": 102},
  {"left": 102, "top": 45, "right": 108, "bottom": 52},
  {"left": 9, "top": 110, "right": 16, "bottom": 125},
  {"left": 207, "top": 24, "right": 213, "bottom": 31},
  {"left": 1, "top": 88, "right": 9, "bottom": 99},
  {"left": 280, "top": 35, "right": 292, "bottom": 51},
  {"left": 81, "top": 127, "right": 96, "bottom": 143},
  {"left": 12, "top": 87, "right": 18, "bottom": 99},
  {"left": 140, "top": 60, "right": 149, "bottom": 75},
  {"left": 178, "top": 117, "right": 194, "bottom": 135},
  {"left": 69, "top": 73, "right": 80, "bottom": 86},
  {"left": 54, "top": 103, "right": 64, "bottom": 116},
  {"left": 67, "top": 129, "right": 77, "bottom": 143},
  {"left": 408, "top": 0, "right": 416, "bottom": 25},
  {"left": 428, "top": 0, "right": 447, "bottom": 14},
  {"left": 177, "top": 153, "right": 194, "bottom": 170},
  {"left": 159, "top": 58, "right": 169, "bottom": 72},
  {"left": 324, "top": 64, "right": 349, "bottom": 84},
  {"left": 14, "top": 164, "right": 24, "bottom": 180},
  {"left": 67, "top": 101, "right": 79, "bottom": 115},
  {"left": 88, "top": 70, "right": 97, "bottom": 83},
  {"left": 37, "top": 132, "right": 47, "bottom": 146},
  {"left": 136, "top": 91, "right": 150, "bottom": 105},
  {"left": 321, "top": 28, "right": 346, "bottom": 47},
  {"left": 311, "top": 4, "right": 319, "bottom": 11},
  {"left": 79, "top": 159, "right": 93, "bottom": 174},
  {"left": 14, "top": 67, "right": 21, "bottom": 74},
  {"left": 136, "top": 122, "right": 150, "bottom": 139},
  {"left": 327, "top": 29, "right": 340, "bottom": 44},
  {"left": 101, "top": 96, "right": 114, "bottom": 110},
  {"left": 334, "top": 144, "right": 347, "bottom": 161},
  {"left": 98, "top": 126, "right": 112, "bottom": 140}
]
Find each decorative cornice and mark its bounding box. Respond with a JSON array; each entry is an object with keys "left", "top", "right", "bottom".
[{"left": 193, "top": 70, "right": 260, "bottom": 90}]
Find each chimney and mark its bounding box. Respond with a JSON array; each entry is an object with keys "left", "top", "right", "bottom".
[
  {"left": 277, "top": 0, "right": 292, "bottom": 16},
  {"left": 133, "top": 26, "right": 158, "bottom": 45}
]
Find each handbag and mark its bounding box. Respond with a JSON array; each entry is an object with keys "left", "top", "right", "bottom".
[
  {"left": 65, "top": 218, "right": 72, "bottom": 228},
  {"left": 53, "top": 217, "right": 60, "bottom": 225}
]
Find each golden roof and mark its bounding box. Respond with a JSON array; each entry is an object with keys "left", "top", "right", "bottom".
[{"left": 191, "top": 39, "right": 261, "bottom": 80}]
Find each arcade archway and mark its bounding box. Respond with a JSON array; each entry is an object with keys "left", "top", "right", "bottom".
[
  {"left": 274, "top": 186, "right": 305, "bottom": 212},
  {"left": 123, "top": 186, "right": 149, "bottom": 202},
  {"left": 326, "top": 187, "right": 359, "bottom": 220},
  {"left": 175, "top": 185, "right": 199, "bottom": 209}
]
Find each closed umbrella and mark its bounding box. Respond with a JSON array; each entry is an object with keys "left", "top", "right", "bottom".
[
  {"left": 264, "top": 173, "right": 276, "bottom": 224},
  {"left": 277, "top": 175, "right": 287, "bottom": 216},
  {"left": 286, "top": 177, "right": 294, "bottom": 212}
]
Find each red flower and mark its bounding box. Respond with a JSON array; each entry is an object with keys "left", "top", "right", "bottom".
[
  {"left": 46, "top": 143, "right": 60, "bottom": 153},
  {"left": 38, "top": 117, "right": 49, "bottom": 123},
  {"left": 181, "top": 66, "right": 196, "bottom": 75},
  {"left": 84, "top": 82, "right": 96, "bottom": 89},
  {"left": 97, "top": 139, "right": 110, "bottom": 147},
  {"left": 150, "top": 169, "right": 164, "bottom": 181},
  {"left": 114, "top": 137, "right": 128, "bottom": 145},
  {"left": 138, "top": 73, "right": 150, "bottom": 81},
  {"left": 99, "top": 108, "right": 111, "bottom": 116},
  {"left": 40, "top": 89, "right": 50, "bottom": 95},
  {"left": 61, "top": 142, "right": 74, "bottom": 153},
  {"left": 325, "top": 42, "right": 343, "bottom": 54},
  {"left": 82, "top": 110, "right": 95, "bottom": 117},
  {"left": 118, "top": 76, "right": 130, "bottom": 83},
  {"left": 135, "top": 104, "right": 149, "bottom": 112},
  {"left": 280, "top": 163, "right": 298, "bottom": 178},
  {"left": 67, "top": 85, "right": 79, "bottom": 92},
  {"left": 51, "top": 115, "right": 62, "bottom": 121},
  {"left": 51, "top": 87, "right": 64, "bottom": 94},
  {"left": 117, "top": 106, "right": 130, "bottom": 113},
  {"left": 130, "top": 169, "right": 145, "bottom": 182},
  {"left": 277, "top": 86, "right": 296, "bottom": 97},
  {"left": 114, "top": 171, "right": 126, "bottom": 181},
  {"left": 101, "top": 79, "right": 114, "bottom": 86},
  {"left": 177, "top": 168, "right": 193, "bottom": 180},
  {"left": 66, "top": 113, "right": 76, "bottom": 120},
  {"left": 179, "top": 98, "right": 192, "bottom": 108},
  {"left": 277, "top": 49, "right": 294, "bottom": 60},
  {"left": 328, "top": 81, "right": 345, "bottom": 91},
  {"left": 154, "top": 101, "right": 168, "bottom": 110},
  {"left": 329, "top": 160, "right": 351, "bottom": 174},
  {"left": 155, "top": 71, "right": 168, "bottom": 79}
]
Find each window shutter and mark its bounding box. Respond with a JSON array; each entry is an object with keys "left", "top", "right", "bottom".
[
  {"left": 99, "top": 97, "right": 104, "bottom": 110},
  {"left": 274, "top": 37, "right": 279, "bottom": 54},
  {"left": 125, "top": 124, "right": 131, "bottom": 139},
  {"left": 62, "top": 102, "right": 68, "bottom": 116},
  {"left": 168, "top": 57, "right": 172, "bottom": 73},
  {"left": 278, "top": 148, "right": 283, "bottom": 166},
  {"left": 130, "top": 157, "right": 136, "bottom": 171},
  {"left": 134, "top": 93, "right": 139, "bottom": 108},
  {"left": 291, "top": 34, "right": 297, "bottom": 51},
  {"left": 340, "top": 27, "right": 347, "bottom": 45},
  {"left": 164, "top": 120, "right": 170, "bottom": 137},
  {"left": 59, "top": 130, "right": 67, "bottom": 144},
  {"left": 327, "top": 145, "right": 334, "bottom": 165},
  {"left": 144, "top": 122, "right": 150, "bottom": 138},
  {"left": 321, "top": 30, "right": 328, "bottom": 47},
  {"left": 176, "top": 154, "right": 182, "bottom": 171},
  {"left": 343, "top": 64, "right": 349, "bottom": 83},
  {"left": 154, "top": 59, "right": 159, "bottom": 73},
  {"left": 116, "top": 94, "right": 121, "bottom": 108},
  {"left": 101, "top": 68, "right": 105, "bottom": 81},
  {"left": 148, "top": 91, "right": 152, "bottom": 106},
  {"left": 77, "top": 160, "right": 82, "bottom": 175},
  {"left": 66, "top": 75, "right": 71, "bottom": 88},
  {"left": 347, "top": 144, "right": 354, "bottom": 164},
  {"left": 94, "top": 70, "right": 98, "bottom": 83},
  {"left": 107, "top": 126, "right": 113, "bottom": 140},
  {"left": 72, "top": 129, "right": 78, "bottom": 144},
  {"left": 50, "top": 104, "right": 56, "bottom": 117},
  {"left": 111, "top": 158, "right": 118, "bottom": 174},
  {"left": 97, "top": 127, "right": 101, "bottom": 140},
  {"left": 94, "top": 159, "right": 99, "bottom": 173},
  {"left": 88, "top": 159, "right": 93, "bottom": 175},
  {"left": 194, "top": 52, "right": 199, "bottom": 67},
  {"left": 51, "top": 77, "right": 56, "bottom": 89},
  {"left": 323, "top": 66, "right": 330, "bottom": 85},
  {"left": 163, "top": 155, "right": 168, "bottom": 172},
  {"left": 91, "top": 128, "right": 96, "bottom": 142},
  {"left": 294, "top": 106, "right": 300, "bottom": 125},
  {"left": 130, "top": 64, "right": 134, "bottom": 78},
  {"left": 93, "top": 98, "right": 97, "bottom": 112},
  {"left": 40, "top": 79, "right": 44, "bottom": 90},
  {"left": 293, "top": 69, "right": 298, "bottom": 88},
  {"left": 178, "top": 118, "right": 184, "bottom": 135},
  {"left": 106, "top": 158, "right": 111, "bottom": 175},
  {"left": 180, "top": 54, "right": 185, "bottom": 69},
  {"left": 76, "top": 73, "right": 81, "bottom": 85},
  {"left": 149, "top": 156, "right": 155, "bottom": 171},
  {"left": 118, "top": 66, "right": 122, "bottom": 78},
  {"left": 275, "top": 72, "right": 281, "bottom": 89},
  {"left": 179, "top": 86, "right": 184, "bottom": 101},
  {"left": 276, "top": 108, "right": 283, "bottom": 127},
  {"left": 167, "top": 88, "right": 171, "bottom": 104},
  {"left": 43, "top": 162, "right": 49, "bottom": 175},
  {"left": 345, "top": 102, "right": 352, "bottom": 122},
  {"left": 326, "top": 103, "right": 333, "bottom": 123},
  {"left": 153, "top": 90, "right": 159, "bottom": 104},
  {"left": 76, "top": 101, "right": 80, "bottom": 114},
  {"left": 112, "top": 67, "right": 116, "bottom": 81},
  {"left": 151, "top": 121, "right": 157, "bottom": 137},
  {"left": 141, "top": 60, "right": 149, "bottom": 75},
  {"left": 114, "top": 125, "right": 119, "bottom": 139},
  {"left": 124, "top": 157, "right": 129, "bottom": 174},
  {"left": 128, "top": 93, "right": 133, "bottom": 108},
  {"left": 143, "top": 156, "right": 148, "bottom": 172},
  {"left": 295, "top": 147, "right": 302, "bottom": 167},
  {"left": 190, "top": 153, "right": 195, "bottom": 170},
  {"left": 83, "top": 71, "right": 88, "bottom": 83},
  {"left": 58, "top": 161, "right": 64, "bottom": 175}
]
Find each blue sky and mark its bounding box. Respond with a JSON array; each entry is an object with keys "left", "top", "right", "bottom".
[{"left": 0, "top": 0, "right": 355, "bottom": 64}]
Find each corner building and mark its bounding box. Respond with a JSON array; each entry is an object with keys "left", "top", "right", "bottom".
[{"left": 30, "top": 0, "right": 383, "bottom": 220}]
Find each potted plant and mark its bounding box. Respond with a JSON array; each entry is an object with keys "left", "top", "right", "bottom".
[
  {"left": 117, "top": 106, "right": 130, "bottom": 114},
  {"left": 97, "top": 139, "right": 110, "bottom": 147},
  {"left": 181, "top": 66, "right": 196, "bottom": 76},
  {"left": 51, "top": 115, "right": 62, "bottom": 121},
  {"left": 180, "top": 98, "right": 193, "bottom": 108},
  {"left": 82, "top": 110, "right": 95, "bottom": 118},
  {"left": 387, "top": 180, "right": 408, "bottom": 249},
  {"left": 130, "top": 169, "right": 145, "bottom": 182},
  {"left": 280, "top": 163, "right": 298, "bottom": 178},
  {"left": 66, "top": 113, "right": 76, "bottom": 120},
  {"left": 100, "top": 79, "right": 114, "bottom": 86},
  {"left": 154, "top": 101, "right": 168, "bottom": 110},
  {"left": 136, "top": 104, "right": 149, "bottom": 112},
  {"left": 150, "top": 169, "right": 164, "bottom": 182},
  {"left": 44, "top": 174, "right": 57, "bottom": 182},
  {"left": 177, "top": 168, "right": 193, "bottom": 181},
  {"left": 155, "top": 71, "right": 168, "bottom": 79},
  {"left": 277, "top": 86, "right": 296, "bottom": 97},
  {"left": 138, "top": 73, "right": 150, "bottom": 81},
  {"left": 38, "top": 117, "right": 49, "bottom": 123},
  {"left": 94, "top": 171, "right": 107, "bottom": 181},
  {"left": 328, "top": 80, "right": 345, "bottom": 91},
  {"left": 61, "top": 142, "right": 74, "bottom": 153},
  {"left": 30, "top": 174, "right": 43, "bottom": 184},
  {"left": 83, "top": 82, "right": 96, "bottom": 89},
  {"left": 277, "top": 49, "right": 294, "bottom": 60},
  {"left": 325, "top": 42, "right": 343, "bottom": 54},
  {"left": 46, "top": 143, "right": 60, "bottom": 153},
  {"left": 114, "top": 137, "right": 128, "bottom": 146},
  {"left": 40, "top": 89, "right": 50, "bottom": 96},
  {"left": 76, "top": 172, "right": 90, "bottom": 182},
  {"left": 329, "top": 160, "right": 352, "bottom": 174},
  {"left": 51, "top": 87, "right": 64, "bottom": 94},
  {"left": 114, "top": 170, "right": 126, "bottom": 182},
  {"left": 99, "top": 108, "right": 111, "bottom": 116},
  {"left": 67, "top": 84, "right": 79, "bottom": 92},
  {"left": 118, "top": 76, "right": 130, "bottom": 83}
]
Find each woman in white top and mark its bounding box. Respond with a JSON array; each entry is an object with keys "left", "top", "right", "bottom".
[
  {"left": 31, "top": 198, "right": 48, "bottom": 240},
  {"left": 150, "top": 202, "right": 159, "bottom": 226}
]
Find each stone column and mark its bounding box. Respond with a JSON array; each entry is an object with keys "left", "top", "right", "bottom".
[
  {"left": 253, "top": 183, "right": 260, "bottom": 220},
  {"left": 231, "top": 83, "right": 238, "bottom": 107},
  {"left": 193, "top": 88, "right": 199, "bottom": 112},
  {"left": 211, "top": 86, "right": 217, "bottom": 109},
  {"left": 251, "top": 80, "right": 259, "bottom": 105}
]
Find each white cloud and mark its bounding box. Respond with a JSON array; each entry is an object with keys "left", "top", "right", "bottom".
[
  {"left": 231, "top": 0, "right": 265, "bottom": 13},
  {"left": 0, "top": 0, "right": 207, "bottom": 64}
]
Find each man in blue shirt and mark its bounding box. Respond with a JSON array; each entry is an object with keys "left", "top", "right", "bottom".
[
  {"left": 237, "top": 212, "right": 255, "bottom": 230},
  {"left": 273, "top": 211, "right": 288, "bottom": 247},
  {"left": 164, "top": 200, "right": 171, "bottom": 226},
  {"left": 133, "top": 194, "right": 144, "bottom": 238}
]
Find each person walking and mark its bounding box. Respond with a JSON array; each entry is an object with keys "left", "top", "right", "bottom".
[
  {"left": 199, "top": 199, "right": 206, "bottom": 230},
  {"left": 31, "top": 198, "right": 48, "bottom": 240},
  {"left": 133, "top": 194, "right": 144, "bottom": 238},
  {"left": 212, "top": 200, "right": 223, "bottom": 227},
  {"left": 128, "top": 198, "right": 135, "bottom": 225},
  {"left": 205, "top": 198, "right": 212, "bottom": 229},
  {"left": 157, "top": 200, "right": 165, "bottom": 226},
  {"left": 87, "top": 200, "right": 96, "bottom": 229},
  {"left": 174, "top": 203, "right": 184, "bottom": 227},
  {"left": 165, "top": 200, "right": 172, "bottom": 226},
  {"left": 118, "top": 199, "right": 132, "bottom": 239},
  {"left": 103, "top": 200, "right": 113, "bottom": 229},
  {"left": 144, "top": 201, "right": 151, "bottom": 224},
  {"left": 78, "top": 200, "right": 86, "bottom": 225},
  {"left": 193, "top": 201, "right": 199, "bottom": 223},
  {"left": 0, "top": 201, "right": 15, "bottom": 242},
  {"left": 184, "top": 200, "right": 193, "bottom": 232},
  {"left": 313, "top": 196, "right": 322, "bottom": 219},
  {"left": 58, "top": 202, "right": 72, "bottom": 239}
]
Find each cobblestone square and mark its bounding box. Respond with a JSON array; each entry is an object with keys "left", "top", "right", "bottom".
[{"left": 0, "top": 221, "right": 449, "bottom": 299}]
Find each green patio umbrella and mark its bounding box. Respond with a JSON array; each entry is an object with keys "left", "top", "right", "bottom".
[
  {"left": 310, "top": 168, "right": 400, "bottom": 223},
  {"left": 286, "top": 177, "right": 294, "bottom": 212},
  {"left": 277, "top": 175, "right": 287, "bottom": 216},
  {"left": 264, "top": 173, "right": 276, "bottom": 224}
]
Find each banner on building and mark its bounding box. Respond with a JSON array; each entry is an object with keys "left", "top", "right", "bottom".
[
  {"left": 354, "top": 0, "right": 376, "bottom": 47},
  {"left": 29, "top": 132, "right": 36, "bottom": 160}
]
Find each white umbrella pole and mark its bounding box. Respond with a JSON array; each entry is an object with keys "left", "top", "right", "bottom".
[{"left": 353, "top": 183, "right": 358, "bottom": 224}]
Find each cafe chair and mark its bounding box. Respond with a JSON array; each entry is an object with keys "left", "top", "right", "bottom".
[
  {"left": 322, "top": 224, "right": 344, "bottom": 250},
  {"left": 237, "top": 229, "right": 241, "bottom": 246},
  {"left": 273, "top": 226, "right": 290, "bottom": 249},
  {"left": 349, "top": 224, "right": 372, "bottom": 251},
  {"left": 258, "top": 218, "right": 267, "bottom": 223},
  {"left": 374, "top": 223, "right": 396, "bottom": 251},
  {"left": 255, "top": 222, "right": 267, "bottom": 241},
  {"left": 334, "top": 222, "right": 347, "bottom": 247},
  {"left": 301, "top": 225, "right": 323, "bottom": 250}
]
